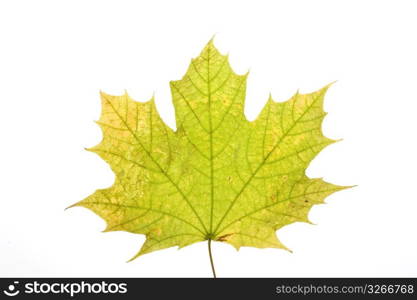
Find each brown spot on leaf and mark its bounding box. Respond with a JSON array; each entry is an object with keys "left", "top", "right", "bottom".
[{"left": 217, "top": 233, "right": 234, "bottom": 242}]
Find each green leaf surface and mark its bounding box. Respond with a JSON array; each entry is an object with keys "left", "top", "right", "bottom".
[{"left": 71, "top": 40, "right": 348, "bottom": 260}]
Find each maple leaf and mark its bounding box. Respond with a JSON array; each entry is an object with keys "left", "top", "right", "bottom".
[{"left": 70, "top": 39, "right": 349, "bottom": 276}]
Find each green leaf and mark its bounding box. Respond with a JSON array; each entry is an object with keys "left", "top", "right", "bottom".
[{"left": 70, "top": 39, "right": 349, "bottom": 264}]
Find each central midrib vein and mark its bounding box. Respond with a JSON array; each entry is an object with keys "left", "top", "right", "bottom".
[{"left": 207, "top": 46, "right": 215, "bottom": 235}]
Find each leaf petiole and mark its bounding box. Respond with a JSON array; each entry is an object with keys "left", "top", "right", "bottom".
[{"left": 208, "top": 239, "right": 216, "bottom": 278}]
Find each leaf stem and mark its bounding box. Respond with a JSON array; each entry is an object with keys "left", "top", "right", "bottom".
[{"left": 208, "top": 239, "right": 217, "bottom": 278}]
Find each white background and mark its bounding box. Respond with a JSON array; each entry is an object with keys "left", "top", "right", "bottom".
[{"left": 0, "top": 0, "right": 416, "bottom": 277}]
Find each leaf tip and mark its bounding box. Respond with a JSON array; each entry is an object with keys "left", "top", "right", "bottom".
[
  {"left": 201, "top": 35, "right": 223, "bottom": 58},
  {"left": 333, "top": 137, "right": 344, "bottom": 143},
  {"left": 204, "top": 36, "right": 216, "bottom": 50},
  {"left": 126, "top": 251, "right": 142, "bottom": 263},
  {"left": 306, "top": 219, "right": 317, "bottom": 226},
  {"left": 208, "top": 33, "right": 216, "bottom": 44},
  {"left": 169, "top": 80, "right": 176, "bottom": 88},
  {"left": 99, "top": 90, "right": 109, "bottom": 98},
  {"left": 328, "top": 80, "right": 338, "bottom": 86},
  {"left": 344, "top": 184, "right": 358, "bottom": 190},
  {"left": 295, "top": 88, "right": 300, "bottom": 97},
  {"left": 321, "top": 81, "right": 337, "bottom": 94},
  {"left": 125, "top": 257, "right": 136, "bottom": 263},
  {"left": 65, "top": 201, "right": 81, "bottom": 211}
]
